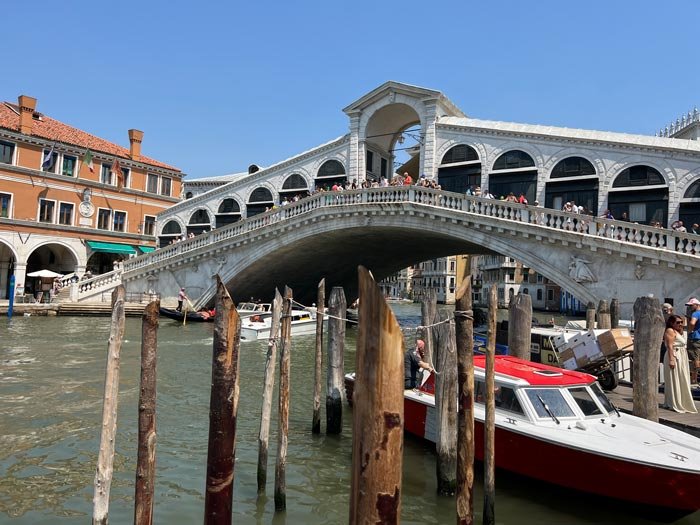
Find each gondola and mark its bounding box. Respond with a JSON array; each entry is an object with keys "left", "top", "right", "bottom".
[{"left": 159, "top": 307, "right": 215, "bottom": 322}]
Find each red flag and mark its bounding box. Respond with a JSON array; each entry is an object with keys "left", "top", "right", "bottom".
[{"left": 111, "top": 158, "right": 123, "bottom": 190}]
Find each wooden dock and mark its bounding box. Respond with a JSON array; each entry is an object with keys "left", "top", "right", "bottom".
[
  {"left": 0, "top": 302, "right": 147, "bottom": 317},
  {"left": 607, "top": 384, "right": 700, "bottom": 436}
]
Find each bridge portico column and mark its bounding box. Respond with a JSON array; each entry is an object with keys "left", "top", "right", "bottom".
[
  {"left": 420, "top": 103, "right": 438, "bottom": 179},
  {"left": 348, "top": 112, "right": 362, "bottom": 184}
]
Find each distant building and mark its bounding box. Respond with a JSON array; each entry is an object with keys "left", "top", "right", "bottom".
[
  {"left": 408, "top": 255, "right": 472, "bottom": 305},
  {"left": 0, "top": 95, "right": 183, "bottom": 299},
  {"left": 378, "top": 266, "right": 413, "bottom": 299}
]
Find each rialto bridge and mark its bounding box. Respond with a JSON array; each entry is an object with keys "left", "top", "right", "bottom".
[{"left": 119, "top": 187, "right": 700, "bottom": 319}]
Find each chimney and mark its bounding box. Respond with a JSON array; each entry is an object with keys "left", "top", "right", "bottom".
[
  {"left": 128, "top": 129, "right": 144, "bottom": 161},
  {"left": 18, "top": 95, "right": 37, "bottom": 135}
]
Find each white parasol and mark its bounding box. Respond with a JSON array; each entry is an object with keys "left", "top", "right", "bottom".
[{"left": 26, "top": 269, "right": 64, "bottom": 279}]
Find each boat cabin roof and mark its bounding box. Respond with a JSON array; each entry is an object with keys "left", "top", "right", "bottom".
[{"left": 473, "top": 355, "right": 595, "bottom": 386}]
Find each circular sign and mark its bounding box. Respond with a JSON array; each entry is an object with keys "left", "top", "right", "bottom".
[{"left": 79, "top": 201, "right": 95, "bottom": 218}]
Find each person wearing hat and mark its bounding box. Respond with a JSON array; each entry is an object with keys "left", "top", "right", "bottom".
[
  {"left": 404, "top": 339, "right": 433, "bottom": 389},
  {"left": 686, "top": 297, "right": 700, "bottom": 385}
]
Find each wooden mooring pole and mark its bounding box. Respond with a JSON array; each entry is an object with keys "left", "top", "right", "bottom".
[
  {"left": 597, "top": 300, "right": 611, "bottom": 330},
  {"left": 349, "top": 266, "right": 404, "bottom": 525},
  {"left": 421, "top": 289, "right": 438, "bottom": 364},
  {"left": 586, "top": 301, "right": 596, "bottom": 330},
  {"left": 204, "top": 276, "right": 241, "bottom": 525},
  {"left": 275, "top": 286, "right": 293, "bottom": 511},
  {"left": 92, "top": 285, "right": 126, "bottom": 525},
  {"left": 312, "top": 279, "right": 325, "bottom": 434},
  {"left": 134, "top": 300, "right": 160, "bottom": 525},
  {"left": 483, "top": 286, "right": 497, "bottom": 525},
  {"left": 632, "top": 296, "right": 664, "bottom": 422},
  {"left": 435, "top": 310, "right": 458, "bottom": 495},
  {"left": 257, "top": 289, "right": 282, "bottom": 494},
  {"left": 507, "top": 293, "right": 532, "bottom": 360},
  {"left": 610, "top": 298, "right": 620, "bottom": 329},
  {"left": 455, "top": 280, "right": 475, "bottom": 525},
  {"left": 326, "top": 286, "right": 346, "bottom": 434}
]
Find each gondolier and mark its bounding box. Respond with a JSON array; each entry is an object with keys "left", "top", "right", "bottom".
[{"left": 177, "top": 287, "right": 188, "bottom": 312}]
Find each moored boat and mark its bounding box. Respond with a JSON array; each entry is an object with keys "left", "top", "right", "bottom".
[
  {"left": 240, "top": 308, "right": 322, "bottom": 341},
  {"left": 345, "top": 355, "right": 700, "bottom": 512},
  {"left": 237, "top": 301, "right": 272, "bottom": 318},
  {"left": 159, "top": 307, "right": 215, "bottom": 322}
]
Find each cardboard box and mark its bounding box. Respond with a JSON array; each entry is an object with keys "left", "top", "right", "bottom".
[
  {"left": 557, "top": 348, "right": 578, "bottom": 370},
  {"left": 597, "top": 328, "right": 634, "bottom": 356},
  {"left": 556, "top": 330, "right": 607, "bottom": 369}
]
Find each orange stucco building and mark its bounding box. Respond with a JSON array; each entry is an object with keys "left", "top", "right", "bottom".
[{"left": 0, "top": 94, "right": 184, "bottom": 299}]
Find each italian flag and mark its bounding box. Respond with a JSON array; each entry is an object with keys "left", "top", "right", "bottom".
[{"left": 84, "top": 149, "right": 94, "bottom": 173}]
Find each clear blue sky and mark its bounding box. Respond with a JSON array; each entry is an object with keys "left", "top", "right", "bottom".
[{"left": 4, "top": 0, "right": 699, "bottom": 179}]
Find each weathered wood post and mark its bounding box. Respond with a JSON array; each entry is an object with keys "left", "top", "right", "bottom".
[
  {"left": 257, "top": 289, "right": 282, "bottom": 495},
  {"left": 455, "top": 280, "right": 475, "bottom": 525},
  {"left": 632, "top": 297, "right": 665, "bottom": 422},
  {"left": 435, "top": 310, "right": 458, "bottom": 495},
  {"left": 92, "top": 284, "right": 126, "bottom": 525},
  {"left": 312, "top": 279, "right": 325, "bottom": 434},
  {"left": 275, "top": 286, "right": 293, "bottom": 511},
  {"left": 327, "top": 286, "right": 346, "bottom": 434},
  {"left": 597, "top": 300, "right": 611, "bottom": 330},
  {"left": 204, "top": 276, "right": 241, "bottom": 525},
  {"left": 586, "top": 301, "right": 596, "bottom": 330},
  {"left": 134, "top": 300, "right": 160, "bottom": 525},
  {"left": 421, "top": 288, "right": 438, "bottom": 365},
  {"left": 610, "top": 298, "right": 620, "bottom": 329},
  {"left": 507, "top": 293, "right": 532, "bottom": 360},
  {"left": 483, "top": 286, "right": 497, "bottom": 525},
  {"left": 349, "top": 266, "right": 404, "bottom": 525}
]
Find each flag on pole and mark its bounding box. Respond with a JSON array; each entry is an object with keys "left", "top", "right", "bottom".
[
  {"left": 41, "top": 144, "right": 55, "bottom": 170},
  {"left": 83, "top": 149, "right": 94, "bottom": 173},
  {"left": 111, "top": 158, "right": 124, "bottom": 190}
]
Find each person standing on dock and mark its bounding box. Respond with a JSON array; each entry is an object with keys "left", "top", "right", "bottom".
[
  {"left": 404, "top": 339, "right": 433, "bottom": 389},
  {"left": 177, "top": 287, "right": 188, "bottom": 312},
  {"left": 686, "top": 297, "right": 700, "bottom": 386},
  {"left": 663, "top": 314, "right": 698, "bottom": 413}
]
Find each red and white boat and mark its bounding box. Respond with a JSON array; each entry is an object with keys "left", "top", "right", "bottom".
[{"left": 345, "top": 355, "right": 700, "bottom": 512}]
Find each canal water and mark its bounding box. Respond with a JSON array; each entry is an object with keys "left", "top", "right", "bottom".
[{"left": 1, "top": 304, "right": 699, "bottom": 524}]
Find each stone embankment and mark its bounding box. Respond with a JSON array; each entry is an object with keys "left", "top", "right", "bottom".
[{"left": 0, "top": 302, "right": 147, "bottom": 317}]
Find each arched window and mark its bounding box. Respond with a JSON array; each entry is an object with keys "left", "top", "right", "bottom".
[
  {"left": 185, "top": 192, "right": 193, "bottom": 199},
  {"left": 680, "top": 179, "right": 700, "bottom": 228},
  {"left": 216, "top": 198, "right": 242, "bottom": 228},
  {"left": 490, "top": 150, "right": 537, "bottom": 202},
  {"left": 551, "top": 157, "right": 596, "bottom": 178},
  {"left": 545, "top": 157, "right": 598, "bottom": 213},
  {"left": 438, "top": 144, "right": 481, "bottom": 194},
  {"left": 187, "top": 209, "right": 211, "bottom": 236},
  {"left": 609, "top": 165, "right": 668, "bottom": 226},
  {"left": 247, "top": 187, "right": 274, "bottom": 217},
  {"left": 159, "top": 220, "right": 182, "bottom": 247},
  {"left": 315, "top": 160, "right": 347, "bottom": 189},
  {"left": 684, "top": 180, "right": 700, "bottom": 199},
  {"left": 279, "top": 174, "right": 309, "bottom": 203}
]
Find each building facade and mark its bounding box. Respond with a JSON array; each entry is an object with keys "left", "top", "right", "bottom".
[{"left": 0, "top": 95, "right": 183, "bottom": 299}]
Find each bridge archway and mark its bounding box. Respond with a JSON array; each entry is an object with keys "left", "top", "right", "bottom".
[
  {"left": 159, "top": 219, "right": 183, "bottom": 247},
  {"left": 438, "top": 144, "right": 482, "bottom": 194},
  {"left": 609, "top": 165, "right": 669, "bottom": 225},
  {"left": 216, "top": 198, "right": 242, "bottom": 227},
  {"left": 247, "top": 187, "right": 274, "bottom": 217},
  {"left": 279, "top": 174, "right": 309, "bottom": 203},
  {"left": 187, "top": 209, "right": 212, "bottom": 236},
  {"left": 680, "top": 177, "right": 700, "bottom": 228},
  {"left": 489, "top": 150, "right": 538, "bottom": 202},
  {"left": 545, "top": 156, "right": 598, "bottom": 213},
  {"left": 314, "top": 160, "right": 346, "bottom": 190}
]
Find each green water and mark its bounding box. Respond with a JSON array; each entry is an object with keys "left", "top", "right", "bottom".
[{"left": 1, "top": 305, "right": 698, "bottom": 524}]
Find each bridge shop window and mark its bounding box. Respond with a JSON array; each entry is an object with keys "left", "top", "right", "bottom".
[
  {"left": 489, "top": 150, "right": 537, "bottom": 203},
  {"left": 159, "top": 220, "right": 182, "bottom": 247},
  {"left": 679, "top": 179, "right": 700, "bottom": 229},
  {"left": 187, "top": 209, "right": 212, "bottom": 236},
  {"left": 216, "top": 198, "right": 242, "bottom": 227},
  {"left": 247, "top": 187, "right": 274, "bottom": 217},
  {"left": 315, "top": 159, "right": 346, "bottom": 190},
  {"left": 546, "top": 157, "right": 598, "bottom": 214},
  {"left": 438, "top": 144, "right": 481, "bottom": 194},
  {"left": 608, "top": 165, "right": 668, "bottom": 226},
  {"left": 279, "top": 174, "right": 309, "bottom": 203}
]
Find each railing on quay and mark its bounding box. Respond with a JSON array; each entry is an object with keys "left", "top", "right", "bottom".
[
  {"left": 77, "top": 268, "right": 123, "bottom": 297},
  {"left": 123, "top": 187, "right": 700, "bottom": 276}
]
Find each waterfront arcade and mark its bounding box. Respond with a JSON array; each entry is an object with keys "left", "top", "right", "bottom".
[{"left": 0, "top": 95, "right": 183, "bottom": 300}]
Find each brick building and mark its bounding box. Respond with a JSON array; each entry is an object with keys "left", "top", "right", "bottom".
[{"left": 0, "top": 95, "right": 184, "bottom": 299}]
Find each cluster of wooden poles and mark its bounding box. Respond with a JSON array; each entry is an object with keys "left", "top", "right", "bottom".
[{"left": 91, "top": 266, "right": 665, "bottom": 525}]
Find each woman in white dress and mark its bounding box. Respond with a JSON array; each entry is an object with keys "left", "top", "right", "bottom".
[{"left": 663, "top": 314, "right": 698, "bottom": 413}]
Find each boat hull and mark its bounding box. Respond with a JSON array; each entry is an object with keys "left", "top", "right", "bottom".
[
  {"left": 159, "top": 307, "right": 213, "bottom": 323},
  {"left": 403, "top": 393, "right": 700, "bottom": 512},
  {"left": 240, "top": 320, "right": 318, "bottom": 341}
]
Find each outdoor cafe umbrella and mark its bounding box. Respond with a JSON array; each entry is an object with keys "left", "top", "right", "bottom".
[{"left": 26, "top": 269, "right": 63, "bottom": 279}]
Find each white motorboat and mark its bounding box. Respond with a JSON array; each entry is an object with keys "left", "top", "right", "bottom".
[
  {"left": 345, "top": 355, "right": 700, "bottom": 512},
  {"left": 240, "top": 308, "right": 321, "bottom": 341},
  {"left": 236, "top": 301, "right": 272, "bottom": 318}
]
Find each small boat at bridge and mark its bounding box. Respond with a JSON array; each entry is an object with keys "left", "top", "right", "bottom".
[
  {"left": 159, "top": 307, "right": 215, "bottom": 323},
  {"left": 237, "top": 301, "right": 272, "bottom": 318},
  {"left": 240, "top": 308, "right": 323, "bottom": 341},
  {"left": 345, "top": 355, "right": 700, "bottom": 512}
]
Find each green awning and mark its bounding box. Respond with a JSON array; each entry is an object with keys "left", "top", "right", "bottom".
[
  {"left": 87, "top": 240, "right": 137, "bottom": 255},
  {"left": 138, "top": 246, "right": 155, "bottom": 253}
]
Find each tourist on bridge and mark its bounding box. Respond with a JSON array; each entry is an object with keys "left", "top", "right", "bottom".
[
  {"left": 663, "top": 314, "right": 698, "bottom": 413},
  {"left": 686, "top": 297, "right": 700, "bottom": 386},
  {"left": 404, "top": 339, "right": 433, "bottom": 389},
  {"left": 403, "top": 172, "right": 413, "bottom": 185}
]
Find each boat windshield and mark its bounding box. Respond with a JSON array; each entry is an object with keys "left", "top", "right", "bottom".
[
  {"left": 238, "top": 303, "right": 256, "bottom": 311},
  {"left": 589, "top": 382, "right": 616, "bottom": 415},
  {"left": 567, "top": 387, "right": 603, "bottom": 416},
  {"left": 524, "top": 388, "right": 575, "bottom": 419}
]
